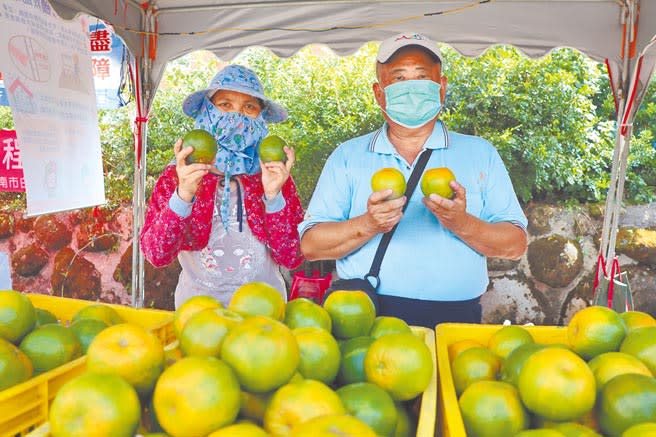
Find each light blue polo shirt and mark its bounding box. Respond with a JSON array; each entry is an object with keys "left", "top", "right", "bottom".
[{"left": 298, "top": 121, "right": 528, "bottom": 301}]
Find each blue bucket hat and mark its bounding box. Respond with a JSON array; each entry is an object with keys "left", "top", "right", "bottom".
[{"left": 182, "top": 64, "right": 288, "bottom": 123}]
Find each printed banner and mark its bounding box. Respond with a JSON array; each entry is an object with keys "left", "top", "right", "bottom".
[
  {"left": 0, "top": 0, "right": 105, "bottom": 216},
  {"left": 0, "top": 19, "right": 127, "bottom": 108},
  {"left": 0, "top": 129, "right": 24, "bottom": 192}
]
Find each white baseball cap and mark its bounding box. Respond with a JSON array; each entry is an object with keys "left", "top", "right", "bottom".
[{"left": 377, "top": 33, "right": 441, "bottom": 63}]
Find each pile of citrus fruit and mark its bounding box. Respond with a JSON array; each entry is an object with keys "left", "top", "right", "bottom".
[
  {"left": 43, "top": 283, "right": 433, "bottom": 437},
  {"left": 450, "top": 305, "right": 656, "bottom": 436},
  {"left": 0, "top": 290, "right": 122, "bottom": 391}
]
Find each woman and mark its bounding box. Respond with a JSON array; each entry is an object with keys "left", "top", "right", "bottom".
[{"left": 140, "top": 65, "right": 304, "bottom": 308}]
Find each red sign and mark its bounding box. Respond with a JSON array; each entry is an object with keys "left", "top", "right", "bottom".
[{"left": 0, "top": 130, "right": 25, "bottom": 192}]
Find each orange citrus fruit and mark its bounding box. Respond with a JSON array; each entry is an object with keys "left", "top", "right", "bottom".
[
  {"left": 448, "top": 339, "right": 485, "bottom": 363},
  {"left": 459, "top": 380, "right": 529, "bottom": 437},
  {"left": 70, "top": 318, "right": 108, "bottom": 353},
  {"left": 371, "top": 168, "right": 406, "bottom": 200},
  {"left": 221, "top": 315, "right": 299, "bottom": 393},
  {"left": 263, "top": 380, "right": 346, "bottom": 436},
  {"left": 0, "top": 337, "right": 32, "bottom": 390},
  {"left": 34, "top": 308, "right": 58, "bottom": 327},
  {"left": 323, "top": 290, "right": 376, "bottom": 340},
  {"left": 369, "top": 316, "right": 412, "bottom": 339},
  {"left": 228, "top": 281, "right": 286, "bottom": 321},
  {"left": 452, "top": 346, "right": 502, "bottom": 395},
  {"left": 500, "top": 342, "right": 545, "bottom": 387},
  {"left": 293, "top": 326, "right": 340, "bottom": 384},
  {"left": 622, "top": 422, "right": 656, "bottom": 437},
  {"left": 86, "top": 323, "right": 165, "bottom": 397},
  {"left": 49, "top": 372, "right": 140, "bottom": 437},
  {"left": 209, "top": 422, "right": 270, "bottom": 437},
  {"left": 587, "top": 351, "right": 652, "bottom": 391},
  {"left": 19, "top": 324, "right": 81, "bottom": 374},
  {"left": 337, "top": 382, "right": 397, "bottom": 436},
  {"left": 620, "top": 310, "right": 656, "bottom": 333},
  {"left": 179, "top": 307, "right": 243, "bottom": 357},
  {"left": 174, "top": 295, "right": 223, "bottom": 338},
  {"left": 488, "top": 325, "right": 534, "bottom": 359},
  {"left": 619, "top": 326, "right": 656, "bottom": 374},
  {"left": 0, "top": 290, "right": 36, "bottom": 344},
  {"left": 421, "top": 167, "right": 456, "bottom": 198},
  {"left": 518, "top": 347, "right": 596, "bottom": 421},
  {"left": 153, "top": 356, "right": 241, "bottom": 437},
  {"left": 598, "top": 373, "right": 656, "bottom": 436},
  {"left": 183, "top": 129, "right": 218, "bottom": 165},
  {"left": 290, "top": 414, "right": 377, "bottom": 437},
  {"left": 337, "top": 335, "right": 375, "bottom": 385},
  {"left": 567, "top": 305, "right": 626, "bottom": 360},
  {"left": 364, "top": 332, "right": 433, "bottom": 401},
  {"left": 284, "top": 298, "right": 332, "bottom": 332},
  {"left": 552, "top": 422, "right": 601, "bottom": 436},
  {"left": 71, "top": 304, "right": 123, "bottom": 326},
  {"left": 258, "top": 135, "right": 288, "bottom": 163}
]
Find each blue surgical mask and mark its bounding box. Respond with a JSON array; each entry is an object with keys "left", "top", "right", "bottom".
[{"left": 383, "top": 80, "right": 441, "bottom": 128}]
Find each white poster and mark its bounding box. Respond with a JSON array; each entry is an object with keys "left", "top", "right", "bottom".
[{"left": 0, "top": 0, "right": 105, "bottom": 216}]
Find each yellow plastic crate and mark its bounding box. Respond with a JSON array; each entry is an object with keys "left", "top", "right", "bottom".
[
  {"left": 412, "top": 326, "right": 438, "bottom": 437},
  {"left": 435, "top": 323, "right": 568, "bottom": 437},
  {"left": 0, "top": 294, "right": 174, "bottom": 437}
]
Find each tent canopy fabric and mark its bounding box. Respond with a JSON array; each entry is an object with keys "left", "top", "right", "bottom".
[{"left": 43, "top": 0, "right": 656, "bottom": 307}]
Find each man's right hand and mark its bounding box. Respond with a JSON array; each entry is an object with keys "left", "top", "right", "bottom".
[
  {"left": 174, "top": 138, "right": 213, "bottom": 203},
  {"left": 364, "top": 190, "right": 406, "bottom": 234}
]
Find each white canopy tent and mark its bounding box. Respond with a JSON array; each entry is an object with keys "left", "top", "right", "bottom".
[{"left": 45, "top": 0, "right": 656, "bottom": 307}]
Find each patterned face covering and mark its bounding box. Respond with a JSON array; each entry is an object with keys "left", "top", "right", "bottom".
[{"left": 195, "top": 96, "right": 268, "bottom": 229}]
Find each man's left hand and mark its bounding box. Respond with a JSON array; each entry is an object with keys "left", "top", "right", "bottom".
[
  {"left": 261, "top": 146, "right": 295, "bottom": 201},
  {"left": 422, "top": 180, "right": 472, "bottom": 233}
]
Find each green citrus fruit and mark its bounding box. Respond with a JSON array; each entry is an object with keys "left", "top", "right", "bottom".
[
  {"left": 0, "top": 290, "right": 36, "bottom": 344},
  {"left": 337, "top": 335, "right": 375, "bottom": 385},
  {"left": 619, "top": 326, "right": 656, "bottom": 374},
  {"left": 19, "top": 324, "right": 82, "bottom": 375},
  {"left": 183, "top": 129, "right": 218, "bottom": 165},
  {"left": 459, "top": 380, "right": 529, "bottom": 437},
  {"left": 514, "top": 430, "right": 566, "bottom": 437},
  {"left": 284, "top": 298, "right": 332, "bottom": 332},
  {"left": 587, "top": 351, "right": 652, "bottom": 391},
  {"left": 622, "top": 422, "right": 656, "bottom": 437},
  {"left": 488, "top": 325, "right": 534, "bottom": 359},
  {"left": 70, "top": 318, "right": 108, "bottom": 353},
  {"left": 323, "top": 290, "right": 376, "bottom": 340},
  {"left": 567, "top": 305, "right": 626, "bottom": 360},
  {"left": 552, "top": 422, "right": 601, "bottom": 436},
  {"left": 0, "top": 337, "right": 32, "bottom": 390},
  {"left": 369, "top": 316, "right": 412, "bottom": 339},
  {"left": 50, "top": 372, "right": 141, "bottom": 437},
  {"left": 258, "top": 135, "right": 288, "bottom": 163},
  {"left": 598, "top": 373, "right": 656, "bottom": 436},
  {"left": 174, "top": 295, "right": 223, "bottom": 338},
  {"left": 35, "top": 308, "right": 58, "bottom": 327},
  {"left": 518, "top": 348, "right": 595, "bottom": 422},
  {"left": 209, "top": 422, "right": 269, "bottom": 437},
  {"left": 72, "top": 304, "right": 124, "bottom": 327},
  {"left": 293, "top": 326, "right": 340, "bottom": 384},
  {"left": 452, "top": 346, "right": 502, "bottom": 395},
  {"left": 289, "top": 414, "right": 376, "bottom": 437},
  {"left": 500, "top": 342, "right": 545, "bottom": 387},
  {"left": 228, "top": 281, "right": 286, "bottom": 321},
  {"left": 179, "top": 307, "right": 243, "bottom": 358},
  {"left": 221, "top": 316, "right": 299, "bottom": 393},
  {"left": 337, "top": 382, "right": 398, "bottom": 436},
  {"left": 371, "top": 168, "right": 407, "bottom": 200},
  {"left": 421, "top": 167, "right": 456, "bottom": 198},
  {"left": 620, "top": 311, "right": 656, "bottom": 333}
]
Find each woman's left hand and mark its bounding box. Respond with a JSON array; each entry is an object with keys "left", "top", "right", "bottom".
[{"left": 261, "top": 146, "right": 295, "bottom": 201}]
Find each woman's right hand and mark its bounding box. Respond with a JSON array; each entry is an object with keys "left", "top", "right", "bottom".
[{"left": 174, "top": 139, "right": 213, "bottom": 203}]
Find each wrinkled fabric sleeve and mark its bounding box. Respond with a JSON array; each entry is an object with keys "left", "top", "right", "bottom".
[
  {"left": 140, "top": 165, "right": 189, "bottom": 267},
  {"left": 262, "top": 177, "right": 304, "bottom": 270}
]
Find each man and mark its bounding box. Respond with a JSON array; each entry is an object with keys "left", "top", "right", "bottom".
[{"left": 299, "top": 33, "right": 528, "bottom": 327}]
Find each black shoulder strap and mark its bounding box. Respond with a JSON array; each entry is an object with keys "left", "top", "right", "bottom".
[{"left": 365, "top": 147, "right": 434, "bottom": 287}]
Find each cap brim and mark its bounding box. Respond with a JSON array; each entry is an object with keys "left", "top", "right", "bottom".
[{"left": 182, "top": 85, "right": 288, "bottom": 123}]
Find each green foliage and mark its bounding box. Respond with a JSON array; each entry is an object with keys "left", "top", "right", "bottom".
[{"left": 1, "top": 45, "right": 656, "bottom": 211}]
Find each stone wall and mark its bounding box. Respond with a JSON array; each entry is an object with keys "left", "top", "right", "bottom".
[{"left": 1, "top": 202, "right": 654, "bottom": 324}]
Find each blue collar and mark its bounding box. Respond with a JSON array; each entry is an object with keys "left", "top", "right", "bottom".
[{"left": 369, "top": 121, "right": 449, "bottom": 154}]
